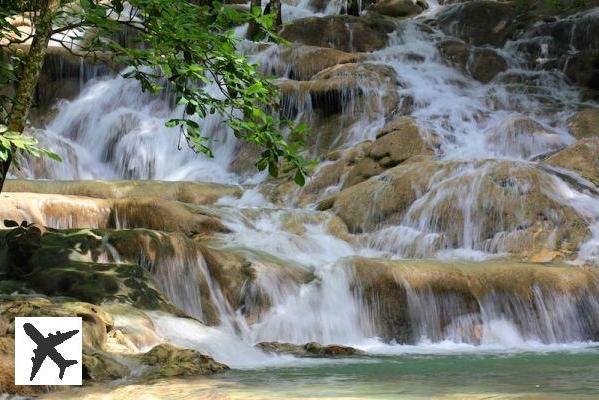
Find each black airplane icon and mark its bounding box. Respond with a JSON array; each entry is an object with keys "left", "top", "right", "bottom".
[{"left": 23, "top": 322, "right": 79, "bottom": 381}]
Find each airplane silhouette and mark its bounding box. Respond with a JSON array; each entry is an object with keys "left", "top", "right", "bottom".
[{"left": 23, "top": 323, "right": 79, "bottom": 381}]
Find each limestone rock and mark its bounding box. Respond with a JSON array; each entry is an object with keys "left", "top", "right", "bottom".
[
  {"left": 344, "top": 157, "right": 386, "bottom": 188},
  {"left": 437, "top": 39, "right": 470, "bottom": 69},
  {"left": 1, "top": 228, "right": 177, "bottom": 312},
  {"left": 261, "top": 44, "right": 366, "bottom": 80},
  {"left": 331, "top": 160, "right": 589, "bottom": 259},
  {"left": 567, "top": 108, "right": 599, "bottom": 139},
  {"left": 0, "top": 336, "right": 51, "bottom": 396},
  {"left": 369, "top": 117, "right": 433, "bottom": 166},
  {"left": 138, "top": 344, "right": 229, "bottom": 378},
  {"left": 563, "top": 50, "right": 599, "bottom": 98},
  {"left": 0, "top": 297, "right": 114, "bottom": 349},
  {"left": 332, "top": 159, "right": 442, "bottom": 232},
  {"left": 367, "top": 0, "right": 425, "bottom": 18},
  {"left": 279, "top": 63, "right": 401, "bottom": 152},
  {"left": 82, "top": 352, "right": 130, "bottom": 382},
  {"left": 436, "top": 1, "right": 517, "bottom": 46},
  {"left": 547, "top": 138, "right": 599, "bottom": 185},
  {"left": 256, "top": 341, "right": 365, "bottom": 357},
  {"left": 341, "top": 117, "right": 434, "bottom": 188},
  {"left": 0, "top": 192, "right": 228, "bottom": 236},
  {"left": 298, "top": 142, "right": 372, "bottom": 205},
  {"left": 4, "top": 179, "right": 242, "bottom": 205},
  {"left": 467, "top": 48, "right": 508, "bottom": 83},
  {"left": 280, "top": 14, "right": 397, "bottom": 53},
  {"left": 348, "top": 257, "right": 599, "bottom": 342}
]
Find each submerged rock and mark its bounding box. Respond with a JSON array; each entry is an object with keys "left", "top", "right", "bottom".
[
  {"left": 256, "top": 341, "right": 365, "bottom": 357},
  {"left": 137, "top": 343, "right": 229, "bottom": 378}
]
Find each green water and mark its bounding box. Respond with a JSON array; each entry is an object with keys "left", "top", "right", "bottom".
[{"left": 48, "top": 350, "right": 599, "bottom": 400}]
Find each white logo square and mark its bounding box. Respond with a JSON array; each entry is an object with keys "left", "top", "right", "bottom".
[{"left": 14, "top": 317, "right": 83, "bottom": 386}]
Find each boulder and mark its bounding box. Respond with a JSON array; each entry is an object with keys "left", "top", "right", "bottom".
[
  {"left": 298, "top": 142, "right": 372, "bottom": 205},
  {"left": 437, "top": 39, "right": 470, "bottom": 69},
  {"left": 563, "top": 50, "right": 599, "bottom": 98},
  {"left": 137, "top": 343, "right": 229, "bottom": 378},
  {"left": 467, "top": 48, "right": 508, "bottom": 83},
  {"left": 546, "top": 138, "right": 599, "bottom": 185},
  {"left": 344, "top": 157, "right": 386, "bottom": 188},
  {"left": 261, "top": 44, "right": 366, "bottom": 81},
  {"left": 330, "top": 159, "right": 443, "bottom": 232},
  {"left": 280, "top": 63, "right": 400, "bottom": 118},
  {"left": 369, "top": 117, "right": 433, "bottom": 167},
  {"left": 435, "top": 1, "right": 517, "bottom": 46},
  {"left": 82, "top": 352, "right": 130, "bottom": 382},
  {"left": 256, "top": 341, "right": 365, "bottom": 357},
  {"left": 367, "top": 0, "right": 425, "bottom": 18},
  {"left": 567, "top": 108, "right": 599, "bottom": 139},
  {"left": 343, "top": 117, "right": 434, "bottom": 187},
  {"left": 280, "top": 14, "right": 397, "bottom": 53}
]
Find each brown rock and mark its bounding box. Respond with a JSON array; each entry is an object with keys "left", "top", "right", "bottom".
[
  {"left": 547, "top": 138, "right": 599, "bottom": 185},
  {"left": 256, "top": 341, "right": 365, "bottom": 357},
  {"left": 280, "top": 14, "right": 397, "bottom": 53},
  {"left": 367, "top": 0, "right": 424, "bottom": 17},
  {"left": 436, "top": 1, "right": 517, "bottom": 47},
  {"left": 567, "top": 108, "right": 599, "bottom": 139},
  {"left": 467, "top": 48, "right": 508, "bottom": 83},
  {"left": 138, "top": 343, "right": 229, "bottom": 378},
  {"left": 262, "top": 44, "right": 366, "bottom": 80},
  {"left": 369, "top": 117, "right": 433, "bottom": 166},
  {"left": 438, "top": 39, "right": 470, "bottom": 69}
]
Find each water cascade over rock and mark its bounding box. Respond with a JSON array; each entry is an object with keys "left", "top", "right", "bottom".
[{"left": 3, "top": 0, "right": 599, "bottom": 386}]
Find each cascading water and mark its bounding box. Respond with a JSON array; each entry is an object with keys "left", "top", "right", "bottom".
[{"left": 12, "top": 0, "right": 599, "bottom": 365}]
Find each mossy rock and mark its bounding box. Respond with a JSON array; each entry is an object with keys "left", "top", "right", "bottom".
[
  {"left": 256, "top": 341, "right": 365, "bottom": 357},
  {"left": 137, "top": 343, "right": 229, "bottom": 378},
  {"left": 82, "top": 351, "right": 130, "bottom": 382}
]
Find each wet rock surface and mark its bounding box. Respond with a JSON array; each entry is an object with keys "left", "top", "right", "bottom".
[
  {"left": 136, "top": 343, "right": 229, "bottom": 378},
  {"left": 256, "top": 341, "right": 365, "bottom": 357},
  {"left": 280, "top": 14, "right": 397, "bottom": 52}
]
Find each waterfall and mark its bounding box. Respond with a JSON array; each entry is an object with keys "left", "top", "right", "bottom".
[{"left": 10, "top": 0, "right": 599, "bottom": 362}]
